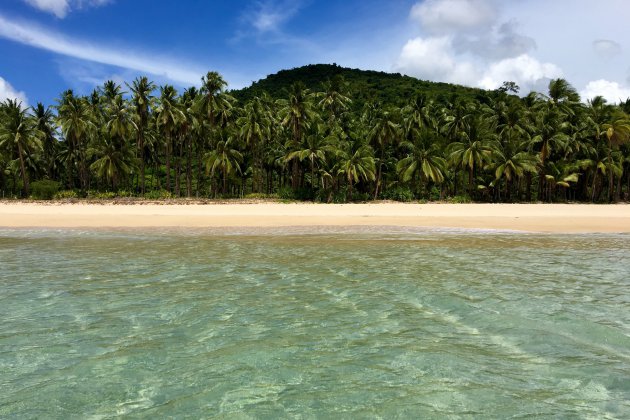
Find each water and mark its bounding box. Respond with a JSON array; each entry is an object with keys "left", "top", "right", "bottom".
[{"left": 1, "top": 227, "right": 629, "bottom": 418}]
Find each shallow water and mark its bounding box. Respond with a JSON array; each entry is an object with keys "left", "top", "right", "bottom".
[{"left": 0, "top": 227, "right": 629, "bottom": 418}]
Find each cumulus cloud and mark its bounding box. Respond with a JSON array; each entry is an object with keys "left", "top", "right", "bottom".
[
  {"left": 410, "top": 0, "right": 498, "bottom": 34},
  {"left": 0, "top": 14, "right": 204, "bottom": 86},
  {"left": 478, "top": 54, "right": 562, "bottom": 91},
  {"left": 395, "top": 0, "right": 568, "bottom": 94},
  {"left": 455, "top": 21, "right": 536, "bottom": 60},
  {"left": 580, "top": 79, "right": 630, "bottom": 103},
  {"left": 395, "top": 36, "right": 479, "bottom": 85},
  {"left": 23, "top": 0, "right": 113, "bottom": 18},
  {"left": 0, "top": 76, "right": 28, "bottom": 106},
  {"left": 592, "top": 39, "right": 622, "bottom": 60}
]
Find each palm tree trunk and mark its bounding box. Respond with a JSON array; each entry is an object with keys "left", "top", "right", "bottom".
[
  {"left": 165, "top": 137, "right": 171, "bottom": 193},
  {"left": 186, "top": 136, "right": 192, "bottom": 197},
  {"left": 17, "top": 143, "right": 29, "bottom": 197}
]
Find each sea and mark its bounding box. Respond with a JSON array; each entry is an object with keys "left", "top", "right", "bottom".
[{"left": 1, "top": 227, "right": 629, "bottom": 418}]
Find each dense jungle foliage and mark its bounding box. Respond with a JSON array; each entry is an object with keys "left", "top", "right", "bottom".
[{"left": 1, "top": 64, "right": 629, "bottom": 202}]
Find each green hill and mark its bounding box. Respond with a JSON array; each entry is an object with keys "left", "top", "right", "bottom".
[{"left": 230, "top": 63, "right": 492, "bottom": 109}]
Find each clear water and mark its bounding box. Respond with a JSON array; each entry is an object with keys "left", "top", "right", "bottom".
[{"left": 1, "top": 227, "right": 629, "bottom": 418}]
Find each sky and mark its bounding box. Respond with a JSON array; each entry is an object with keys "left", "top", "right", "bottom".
[{"left": 1, "top": 0, "right": 629, "bottom": 106}]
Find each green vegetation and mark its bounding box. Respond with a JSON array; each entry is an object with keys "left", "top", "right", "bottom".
[{"left": 1, "top": 64, "right": 630, "bottom": 202}]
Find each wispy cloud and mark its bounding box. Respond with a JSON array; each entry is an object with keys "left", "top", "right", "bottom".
[
  {"left": 247, "top": 0, "right": 303, "bottom": 33},
  {"left": 0, "top": 76, "right": 29, "bottom": 106},
  {"left": 22, "top": 0, "right": 113, "bottom": 19},
  {"left": 0, "top": 14, "right": 204, "bottom": 86}
]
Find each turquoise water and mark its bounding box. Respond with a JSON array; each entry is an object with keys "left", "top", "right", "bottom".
[{"left": 1, "top": 227, "right": 629, "bottom": 418}]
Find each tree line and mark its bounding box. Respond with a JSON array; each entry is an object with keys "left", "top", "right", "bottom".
[{"left": 1, "top": 71, "right": 629, "bottom": 202}]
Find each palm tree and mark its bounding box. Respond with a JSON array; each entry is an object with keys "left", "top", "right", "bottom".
[
  {"left": 338, "top": 142, "right": 376, "bottom": 200},
  {"left": 601, "top": 110, "right": 630, "bottom": 201},
  {"left": 317, "top": 75, "right": 352, "bottom": 122},
  {"left": 88, "top": 137, "right": 136, "bottom": 189},
  {"left": 396, "top": 129, "right": 446, "bottom": 196},
  {"left": 0, "top": 99, "right": 42, "bottom": 196},
  {"left": 492, "top": 143, "right": 539, "bottom": 201},
  {"left": 285, "top": 124, "right": 338, "bottom": 192},
  {"left": 367, "top": 105, "right": 401, "bottom": 198},
  {"left": 278, "top": 82, "right": 315, "bottom": 191},
  {"left": 56, "top": 90, "right": 93, "bottom": 191},
  {"left": 529, "top": 106, "right": 570, "bottom": 201},
  {"left": 204, "top": 136, "right": 243, "bottom": 194},
  {"left": 33, "top": 102, "right": 58, "bottom": 180},
  {"left": 155, "top": 85, "right": 185, "bottom": 193},
  {"left": 238, "top": 97, "right": 271, "bottom": 193},
  {"left": 448, "top": 116, "right": 496, "bottom": 195},
  {"left": 127, "top": 76, "right": 155, "bottom": 194}
]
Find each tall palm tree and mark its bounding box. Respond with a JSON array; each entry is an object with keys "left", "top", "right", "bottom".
[
  {"left": 338, "top": 142, "right": 376, "bottom": 200},
  {"left": 601, "top": 110, "right": 630, "bottom": 201},
  {"left": 396, "top": 129, "right": 446, "bottom": 196},
  {"left": 285, "top": 124, "right": 337, "bottom": 192},
  {"left": 127, "top": 76, "right": 155, "bottom": 194},
  {"left": 238, "top": 97, "right": 271, "bottom": 193},
  {"left": 367, "top": 105, "right": 401, "bottom": 199},
  {"left": 0, "top": 99, "right": 42, "bottom": 196},
  {"left": 204, "top": 136, "right": 243, "bottom": 194},
  {"left": 33, "top": 102, "right": 58, "bottom": 180},
  {"left": 317, "top": 75, "right": 352, "bottom": 122},
  {"left": 155, "top": 85, "right": 185, "bottom": 193},
  {"left": 278, "top": 82, "right": 315, "bottom": 191},
  {"left": 448, "top": 116, "right": 496, "bottom": 195},
  {"left": 56, "top": 90, "right": 93, "bottom": 191}
]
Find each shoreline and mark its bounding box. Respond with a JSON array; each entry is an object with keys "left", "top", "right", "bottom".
[{"left": 1, "top": 202, "right": 629, "bottom": 233}]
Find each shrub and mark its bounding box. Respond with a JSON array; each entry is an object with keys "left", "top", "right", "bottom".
[
  {"left": 277, "top": 186, "right": 296, "bottom": 200},
  {"left": 381, "top": 186, "right": 414, "bottom": 202},
  {"left": 30, "top": 180, "right": 60, "bottom": 200},
  {"left": 53, "top": 190, "right": 78, "bottom": 200},
  {"left": 448, "top": 195, "right": 472, "bottom": 203},
  {"left": 144, "top": 189, "right": 174, "bottom": 200},
  {"left": 243, "top": 193, "right": 278, "bottom": 200}
]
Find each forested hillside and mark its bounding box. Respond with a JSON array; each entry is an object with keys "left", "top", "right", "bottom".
[
  {"left": 232, "top": 64, "right": 489, "bottom": 110},
  {"left": 1, "top": 64, "right": 630, "bottom": 203}
]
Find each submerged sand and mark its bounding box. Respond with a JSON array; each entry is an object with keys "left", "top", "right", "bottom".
[{"left": 0, "top": 202, "right": 629, "bottom": 233}]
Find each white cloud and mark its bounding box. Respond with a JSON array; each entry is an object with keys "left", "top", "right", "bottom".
[
  {"left": 592, "top": 39, "right": 622, "bottom": 60},
  {"left": 0, "top": 76, "right": 28, "bottom": 106},
  {"left": 22, "top": 0, "right": 113, "bottom": 18},
  {"left": 478, "top": 54, "right": 562, "bottom": 91},
  {"left": 247, "top": 0, "right": 302, "bottom": 33},
  {"left": 410, "top": 0, "right": 498, "bottom": 34},
  {"left": 580, "top": 79, "right": 630, "bottom": 103},
  {"left": 395, "top": 36, "right": 479, "bottom": 85},
  {"left": 0, "top": 14, "right": 204, "bottom": 86}
]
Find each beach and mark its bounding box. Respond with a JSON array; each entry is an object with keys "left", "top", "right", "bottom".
[{"left": 0, "top": 202, "right": 629, "bottom": 233}]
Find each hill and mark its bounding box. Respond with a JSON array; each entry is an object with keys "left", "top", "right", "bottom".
[{"left": 230, "top": 64, "right": 492, "bottom": 109}]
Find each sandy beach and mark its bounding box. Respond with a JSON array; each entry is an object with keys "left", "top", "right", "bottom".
[{"left": 0, "top": 202, "right": 629, "bottom": 233}]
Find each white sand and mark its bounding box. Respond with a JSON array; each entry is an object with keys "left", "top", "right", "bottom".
[{"left": 1, "top": 202, "right": 629, "bottom": 233}]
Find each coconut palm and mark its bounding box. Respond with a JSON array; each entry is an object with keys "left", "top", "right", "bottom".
[
  {"left": 367, "top": 105, "right": 401, "bottom": 198},
  {"left": 155, "top": 85, "right": 185, "bottom": 192},
  {"left": 278, "top": 82, "right": 315, "bottom": 190},
  {"left": 204, "top": 136, "right": 243, "bottom": 194},
  {"left": 396, "top": 129, "right": 446, "bottom": 196},
  {"left": 57, "top": 90, "right": 94, "bottom": 191},
  {"left": 338, "top": 142, "right": 376, "bottom": 200},
  {"left": 601, "top": 110, "right": 630, "bottom": 201},
  {"left": 238, "top": 97, "right": 271, "bottom": 193},
  {"left": 448, "top": 116, "right": 497, "bottom": 195},
  {"left": 33, "top": 102, "right": 58, "bottom": 180},
  {"left": 127, "top": 76, "right": 155, "bottom": 194},
  {"left": 0, "top": 100, "right": 43, "bottom": 196}
]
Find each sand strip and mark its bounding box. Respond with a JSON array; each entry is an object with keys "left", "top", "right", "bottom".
[{"left": 1, "top": 203, "right": 629, "bottom": 233}]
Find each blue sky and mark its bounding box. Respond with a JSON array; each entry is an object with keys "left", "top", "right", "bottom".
[{"left": 1, "top": 0, "right": 630, "bottom": 106}]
